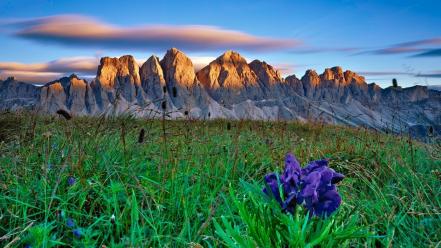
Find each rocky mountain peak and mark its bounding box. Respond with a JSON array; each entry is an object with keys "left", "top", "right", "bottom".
[
  {"left": 301, "top": 69, "right": 321, "bottom": 87},
  {"left": 321, "top": 66, "right": 345, "bottom": 83},
  {"left": 140, "top": 55, "right": 166, "bottom": 99},
  {"left": 344, "top": 70, "right": 365, "bottom": 84},
  {"left": 140, "top": 55, "right": 165, "bottom": 85},
  {"left": 217, "top": 50, "right": 248, "bottom": 65},
  {"left": 249, "top": 60, "right": 284, "bottom": 85},
  {"left": 197, "top": 50, "right": 258, "bottom": 89},
  {"left": 96, "top": 55, "right": 141, "bottom": 89},
  {"left": 160, "top": 48, "right": 198, "bottom": 88}
]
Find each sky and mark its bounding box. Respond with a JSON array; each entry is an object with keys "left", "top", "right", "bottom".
[{"left": 0, "top": 0, "right": 440, "bottom": 88}]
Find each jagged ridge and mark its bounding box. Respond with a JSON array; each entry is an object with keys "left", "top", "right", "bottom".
[{"left": 1, "top": 48, "right": 440, "bottom": 135}]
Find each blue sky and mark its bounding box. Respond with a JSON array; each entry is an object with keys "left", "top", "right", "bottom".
[{"left": 0, "top": 0, "right": 440, "bottom": 87}]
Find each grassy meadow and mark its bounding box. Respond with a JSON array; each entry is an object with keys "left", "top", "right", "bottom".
[{"left": 0, "top": 112, "right": 440, "bottom": 247}]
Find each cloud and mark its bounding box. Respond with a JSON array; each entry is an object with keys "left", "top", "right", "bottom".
[
  {"left": 0, "top": 57, "right": 98, "bottom": 74},
  {"left": 0, "top": 56, "right": 98, "bottom": 82},
  {"left": 2, "top": 15, "right": 299, "bottom": 52},
  {"left": 290, "top": 47, "right": 360, "bottom": 54},
  {"left": 415, "top": 71, "right": 441, "bottom": 78},
  {"left": 412, "top": 48, "right": 441, "bottom": 57},
  {"left": 357, "top": 71, "right": 414, "bottom": 76},
  {"left": 394, "top": 38, "right": 441, "bottom": 48},
  {"left": 0, "top": 55, "right": 225, "bottom": 82},
  {"left": 190, "top": 56, "right": 217, "bottom": 71},
  {"left": 368, "top": 37, "right": 441, "bottom": 56},
  {"left": 272, "top": 63, "right": 297, "bottom": 76},
  {"left": 0, "top": 70, "right": 63, "bottom": 83},
  {"left": 358, "top": 70, "right": 441, "bottom": 80}
]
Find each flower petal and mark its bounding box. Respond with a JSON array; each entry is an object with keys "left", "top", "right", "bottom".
[
  {"left": 331, "top": 172, "right": 345, "bottom": 184},
  {"left": 282, "top": 192, "right": 297, "bottom": 214},
  {"left": 263, "top": 173, "right": 283, "bottom": 205}
]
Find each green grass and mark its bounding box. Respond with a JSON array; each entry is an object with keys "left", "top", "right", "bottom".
[{"left": 0, "top": 112, "right": 440, "bottom": 247}]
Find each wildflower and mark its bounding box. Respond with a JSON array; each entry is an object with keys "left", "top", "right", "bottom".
[
  {"left": 263, "top": 173, "right": 283, "bottom": 205},
  {"left": 67, "top": 176, "right": 76, "bottom": 186},
  {"left": 263, "top": 153, "right": 344, "bottom": 217},
  {"left": 263, "top": 154, "right": 301, "bottom": 213},
  {"left": 66, "top": 218, "right": 75, "bottom": 228},
  {"left": 296, "top": 160, "right": 343, "bottom": 217},
  {"left": 110, "top": 214, "right": 115, "bottom": 224},
  {"left": 280, "top": 154, "right": 302, "bottom": 213},
  {"left": 73, "top": 228, "right": 82, "bottom": 238}
]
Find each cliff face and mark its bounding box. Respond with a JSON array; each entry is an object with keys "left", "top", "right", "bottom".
[
  {"left": 39, "top": 75, "right": 96, "bottom": 115},
  {"left": 1, "top": 48, "right": 440, "bottom": 136},
  {"left": 94, "top": 55, "right": 144, "bottom": 107},
  {"left": 140, "top": 55, "right": 166, "bottom": 101},
  {"left": 159, "top": 48, "right": 211, "bottom": 111},
  {"left": 0, "top": 77, "right": 40, "bottom": 110}
]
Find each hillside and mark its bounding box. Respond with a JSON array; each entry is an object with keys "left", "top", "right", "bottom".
[{"left": 0, "top": 113, "right": 440, "bottom": 247}]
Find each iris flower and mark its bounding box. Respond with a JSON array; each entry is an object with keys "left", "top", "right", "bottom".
[
  {"left": 263, "top": 153, "right": 344, "bottom": 217},
  {"left": 73, "top": 229, "right": 81, "bottom": 238},
  {"left": 67, "top": 176, "right": 76, "bottom": 186},
  {"left": 66, "top": 218, "right": 75, "bottom": 228}
]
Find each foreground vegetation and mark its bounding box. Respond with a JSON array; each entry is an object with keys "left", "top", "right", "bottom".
[{"left": 0, "top": 112, "right": 440, "bottom": 247}]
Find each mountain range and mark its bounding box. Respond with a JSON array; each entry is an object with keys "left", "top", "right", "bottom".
[{"left": 1, "top": 48, "right": 440, "bottom": 136}]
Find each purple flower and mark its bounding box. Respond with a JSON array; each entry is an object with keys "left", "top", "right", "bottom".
[
  {"left": 73, "top": 229, "right": 81, "bottom": 238},
  {"left": 66, "top": 218, "right": 75, "bottom": 228},
  {"left": 301, "top": 159, "right": 344, "bottom": 184},
  {"left": 263, "top": 173, "right": 283, "bottom": 205},
  {"left": 263, "top": 154, "right": 301, "bottom": 213},
  {"left": 281, "top": 154, "right": 301, "bottom": 194},
  {"left": 67, "top": 176, "right": 76, "bottom": 186},
  {"left": 263, "top": 153, "right": 344, "bottom": 217}
]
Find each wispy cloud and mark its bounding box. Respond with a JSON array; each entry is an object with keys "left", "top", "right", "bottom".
[
  {"left": 290, "top": 47, "right": 361, "bottom": 54},
  {"left": 415, "top": 71, "right": 441, "bottom": 78},
  {"left": 2, "top": 15, "right": 300, "bottom": 52},
  {"left": 412, "top": 48, "right": 441, "bottom": 57},
  {"left": 357, "top": 71, "right": 414, "bottom": 76},
  {"left": 358, "top": 70, "right": 441, "bottom": 80},
  {"left": 0, "top": 56, "right": 98, "bottom": 82},
  {"left": 0, "top": 57, "right": 98, "bottom": 74},
  {"left": 0, "top": 55, "right": 223, "bottom": 82},
  {"left": 367, "top": 37, "right": 441, "bottom": 57}
]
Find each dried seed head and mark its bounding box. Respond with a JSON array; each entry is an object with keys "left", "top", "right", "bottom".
[
  {"left": 138, "top": 128, "right": 145, "bottom": 143},
  {"left": 56, "top": 109, "right": 72, "bottom": 120},
  {"left": 172, "top": 86, "right": 178, "bottom": 97}
]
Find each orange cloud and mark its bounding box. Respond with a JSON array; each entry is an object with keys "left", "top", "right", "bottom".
[
  {"left": 0, "top": 56, "right": 98, "bottom": 82},
  {"left": 6, "top": 15, "right": 300, "bottom": 52}
]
